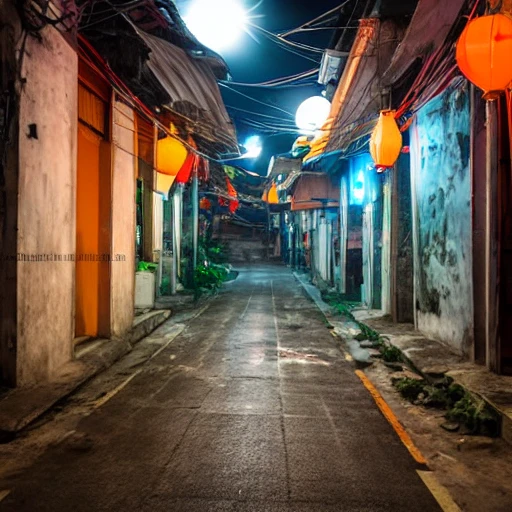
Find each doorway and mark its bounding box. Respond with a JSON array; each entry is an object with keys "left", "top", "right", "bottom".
[{"left": 75, "top": 67, "right": 112, "bottom": 339}]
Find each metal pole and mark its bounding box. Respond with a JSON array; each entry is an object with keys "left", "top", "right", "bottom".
[
  {"left": 485, "top": 99, "right": 499, "bottom": 372},
  {"left": 171, "top": 188, "right": 178, "bottom": 295},
  {"left": 192, "top": 170, "right": 199, "bottom": 271},
  {"left": 266, "top": 204, "right": 271, "bottom": 260}
]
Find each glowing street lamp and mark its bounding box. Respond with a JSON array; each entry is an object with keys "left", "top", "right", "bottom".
[
  {"left": 242, "top": 135, "right": 262, "bottom": 158},
  {"left": 183, "top": 0, "right": 248, "bottom": 53},
  {"left": 295, "top": 96, "right": 331, "bottom": 134}
]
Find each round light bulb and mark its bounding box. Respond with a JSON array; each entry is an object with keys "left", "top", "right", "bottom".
[
  {"left": 243, "top": 135, "right": 262, "bottom": 158},
  {"left": 295, "top": 96, "right": 331, "bottom": 134}
]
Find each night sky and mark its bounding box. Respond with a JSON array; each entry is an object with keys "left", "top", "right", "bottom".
[
  {"left": 221, "top": 0, "right": 342, "bottom": 174},
  {"left": 178, "top": 0, "right": 344, "bottom": 174}
]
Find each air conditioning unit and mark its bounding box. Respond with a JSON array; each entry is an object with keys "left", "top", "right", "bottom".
[{"left": 318, "top": 50, "right": 347, "bottom": 86}]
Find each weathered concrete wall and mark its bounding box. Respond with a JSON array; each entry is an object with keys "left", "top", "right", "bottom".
[
  {"left": 110, "top": 100, "right": 136, "bottom": 337},
  {"left": 0, "top": 1, "right": 22, "bottom": 386},
  {"left": 393, "top": 139, "right": 414, "bottom": 323},
  {"left": 17, "top": 29, "right": 77, "bottom": 385},
  {"left": 411, "top": 80, "right": 473, "bottom": 355}
]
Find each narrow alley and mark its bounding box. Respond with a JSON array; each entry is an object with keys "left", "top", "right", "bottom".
[
  {"left": 0, "top": 265, "right": 440, "bottom": 511},
  {"left": 2, "top": 0, "right": 512, "bottom": 510}
]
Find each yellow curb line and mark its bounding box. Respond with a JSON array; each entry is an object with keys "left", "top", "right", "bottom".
[
  {"left": 92, "top": 370, "right": 141, "bottom": 409},
  {"left": 0, "top": 490, "right": 11, "bottom": 503},
  {"left": 355, "top": 369, "right": 427, "bottom": 465},
  {"left": 417, "top": 471, "right": 461, "bottom": 512}
]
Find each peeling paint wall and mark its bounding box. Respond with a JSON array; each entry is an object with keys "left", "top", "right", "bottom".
[
  {"left": 17, "top": 29, "right": 77, "bottom": 385},
  {"left": 110, "top": 100, "right": 136, "bottom": 337},
  {"left": 411, "top": 80, "right": 473, "bottom": 356}
]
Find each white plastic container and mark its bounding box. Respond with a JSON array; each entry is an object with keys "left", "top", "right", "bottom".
[{"left": 135, "top": 271, "right": 155, "bottom": 309}]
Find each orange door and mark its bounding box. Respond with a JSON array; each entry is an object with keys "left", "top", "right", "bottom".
[{"left": 76, "top": 124, "right": 102, "bottom": 336}]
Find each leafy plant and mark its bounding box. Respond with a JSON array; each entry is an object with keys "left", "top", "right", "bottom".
[
  {"left": 445, "top": 393, "right": 500, "bottom": 436},
  {"left": 394, "top": 377, "right": 426, "bottom": 401},
  {"left": 380, "top": 345, "right": 403, "bottom": 363},
  {"left": 359, "top": 323, "right": 381, "bottom": 342},
  {"left": 193, "top": 263, "right": 229, "bottom": 299},
  {"left": 137, "top": 261, "right": 158, "bottom": 272},
  {"left": 198, "top": 236, "right": 229, "bottom": 264}
]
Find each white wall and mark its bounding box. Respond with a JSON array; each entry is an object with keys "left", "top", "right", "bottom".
[
  {"left": 110, "top": 99, "right": 136, "bottom": 337},
  {"left": 17, "top": 28, "right": 77, "bottom": 385}
]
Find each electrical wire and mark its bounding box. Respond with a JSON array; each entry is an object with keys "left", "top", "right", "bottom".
[
  {"left": 78, "top": 35, "right": 241, "bottom": 162},
  {"left": 248, "top": 23, "right": 323, "bottom": 62},
  {"left": 225, "top": 105, "right": 299, "bottom": 126},
  {"left": 219, "top": 83, "right": 295, "bottom": 118},
  {"left": 278, "top": 1, "right": 352, "bottom": 37},
  {"left": 238, "top": 117, "right": 303, "bottom": 135},
  {"left": 221, "top": 68, "right": 319, "bottom": 88},
  {"left": 248, "top": 23, "right": 325, "bottom": 54}
]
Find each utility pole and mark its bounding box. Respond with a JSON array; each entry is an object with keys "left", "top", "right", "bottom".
[{"left": 485, "top": 99, "right": 500, "bottom": 372}]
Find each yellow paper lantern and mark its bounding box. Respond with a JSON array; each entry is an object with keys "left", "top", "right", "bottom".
[
  {"left": 156, "top": 125, "right": 188, "bottom": 176},
  {"left": 268, "top": 183, "right": 279, "bottom": 204},
  {"left": 456, "top": 13, "right": 512, "bottom": 99},
  {"left": 369, "top": 110, "right": 402, "bottom": 171}
]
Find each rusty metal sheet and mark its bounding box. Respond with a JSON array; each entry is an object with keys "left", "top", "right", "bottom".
[
  {"left": 291, "top": 174, "right": 340, "bottom": 211},
  {"left": 382, "top": 0, "right": 467, "bottom": 86}
]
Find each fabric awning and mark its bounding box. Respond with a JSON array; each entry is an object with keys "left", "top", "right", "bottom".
[
  {"left": 135, "top": 28, "right": 238, "bottom": 154},
  {"left": 291, "top": 174, "right": 339, "bottom": 211},
  {"left": 381, "top": 0, "right": 468, "bottom": 86}
]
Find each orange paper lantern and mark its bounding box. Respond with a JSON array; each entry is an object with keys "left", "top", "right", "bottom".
[
  {"left": 268, "top": 183, "right": 279, "bottom": 204},
  {"left": 369, "top": 110, "right": 402, "bottom": 171},
  {"left": 261, "top": 188, "right": 269, "bottom": 202},
  {"left": 456, "top": 13, "right": 512, "bottom": 99},
  {"left": 200, "top": 197, "right": 212, "bottom": 210},
  {"left": 156, "top": 135, "right": 188, "bottom": 176}
]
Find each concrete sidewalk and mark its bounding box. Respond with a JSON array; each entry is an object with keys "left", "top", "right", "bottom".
[
  {"left": 356, "top": 312, "right": 512, "bottom": 445},
  {"left": 0, "top": 309, "right": 171, "bottom": 437},
  {"left": 294, "top": 271, "right": 512, "bottom": 444}
]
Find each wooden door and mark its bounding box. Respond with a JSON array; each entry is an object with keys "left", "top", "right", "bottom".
[{"left": 75, "top": 80, "right": 111, "bottom": 339}]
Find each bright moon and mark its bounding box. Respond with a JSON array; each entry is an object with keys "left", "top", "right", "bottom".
[
  {"left": 295, "top": 96, "right": 331, "bottom": 133},
  {"left": 184, "top": 0, "right": 248, "bottom": 53}
]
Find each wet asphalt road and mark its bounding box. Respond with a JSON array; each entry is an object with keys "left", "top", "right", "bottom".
[{"left": 0, "top": 265, "right": 441, "bottom": 511}]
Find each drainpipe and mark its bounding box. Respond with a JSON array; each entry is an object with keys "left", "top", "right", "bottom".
[{"left": 485, "top": 99, "right": 500, "bottom": 372}]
